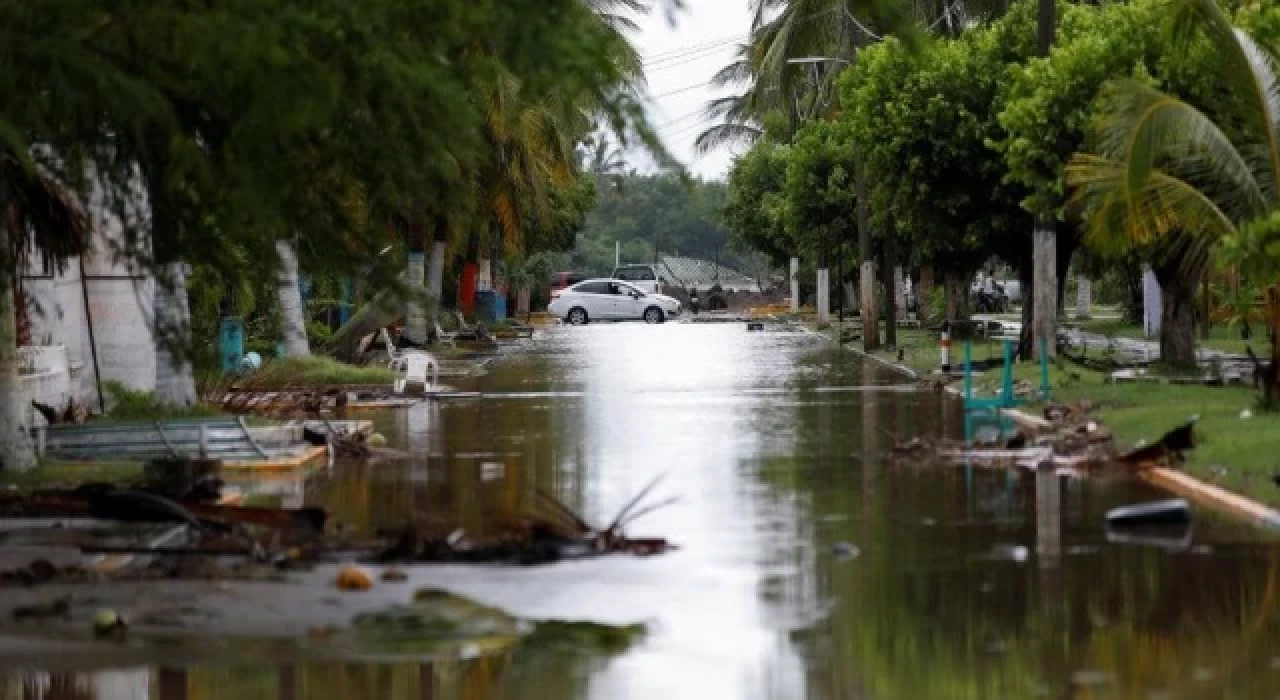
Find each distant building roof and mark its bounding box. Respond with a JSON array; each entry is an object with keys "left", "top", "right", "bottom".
[{"left": 659, "top": 256, "right": 760, "bottom": 292}]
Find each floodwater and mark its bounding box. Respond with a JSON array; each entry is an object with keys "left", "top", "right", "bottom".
[{"left": 6, "top": 323, "right": 1280, "bottom": 699}]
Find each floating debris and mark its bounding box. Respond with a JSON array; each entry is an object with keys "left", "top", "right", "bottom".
[
  {"left": 336, "top": 565, "right": 375, "bottom": 591},
  {"left": 12, "top": 595, "right": 70, "bottom": 621},
  {"left": 380, "top": 567, "right": 408, "bottom": 583},
  {"left": 92, "top": 608, "right": 127, "bottom": 639},
  {"left": 831, "top": 542, "right": 860, "bottom": 560},
  {"left": 376, "top": 475, "right": 678, "bottom": 565},
  {"left": 1105, "top": 499, "right": 1192, "bottom": 527}
]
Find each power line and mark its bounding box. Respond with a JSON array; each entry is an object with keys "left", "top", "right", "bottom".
[
  {"left": 643, "top": 39, "right": 741, "bottom": 70},
  {"left": 648, "top": 80, "right": 713, "bottom": 100},
  {"left": 639, "top": 34, "right": 745, "bottom": 63},
  {"left": 656, "top": 107, "right": 706, "bottom": 129}
]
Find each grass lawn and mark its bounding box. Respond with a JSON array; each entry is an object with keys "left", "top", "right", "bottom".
[
  {"left": 1, "top": 459, "right": 144, "bottom": 491},
  {"left": 229, "top": 356, "right": 396, "bottom": 389},
  {"left": 1049, "top": 373, "right": 1280, "bottom": 507},
  {"left": 1073, "top": 318, "right": 1258, "bottom": 356},
  {"left": 836, "top": 323, "right": 1280, "bottom": 508}
]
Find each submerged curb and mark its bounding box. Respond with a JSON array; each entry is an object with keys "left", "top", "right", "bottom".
[{"left": 1143, "top": 467, "right": 1280, "bottom": 532}]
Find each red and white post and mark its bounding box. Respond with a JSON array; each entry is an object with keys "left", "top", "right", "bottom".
[{"left": 940, "top": 321, "right": 952, "bottom": 373}]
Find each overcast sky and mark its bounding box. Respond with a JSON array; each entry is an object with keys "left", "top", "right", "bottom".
[{"left": 626, "top": 0, "right": 754, "bottom": 181}]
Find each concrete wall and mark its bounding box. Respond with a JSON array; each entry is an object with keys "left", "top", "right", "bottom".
[
  {"left": 80, "top": 174, "right": 156, "bottom": 394},
  {"left": 19, "top": 166, "right": 158, "bottom": 405},
  {"left": 16, "top": 345, "right": 72, "bottom": 428}
]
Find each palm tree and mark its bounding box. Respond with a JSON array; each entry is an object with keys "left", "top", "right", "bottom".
[
  {"left": 699, "top": 0, "right": 1011, "bottom": 347},
  {"left": 0, "top": 156, "right": 90, "bottom": 470},
  {"left": 1067, "top": 0, "right": 1278, "bottom": 387},
  {"left": 275, "top": 238, "right": 310, "bottom": 357},
  {"left": 407, "top": 0, "right": 665, "bottom": 324}
]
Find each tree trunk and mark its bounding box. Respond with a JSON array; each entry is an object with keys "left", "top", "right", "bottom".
[
  {"left": 275, "top": 240, "right": 310, "bottom": 357},
  {"left": 855, "top": 162, "right": 878, "bottom": 350},
  {"left": 1074, "top": 250, "right": 1092, "bottom": 320},
  {"left": 1153, "top": 261, "right": 1197, "bottom": 369},
  {"left": 1266, "top": 285, "right": 1280, "bottom": 408},
  {"left": 1018, "top": 262, "right": 1035, "bottom": 360},
  {"left": 918, "top": 265, "right": 935, "bottom": 322},
  {"left": 1200, "top": 270, "right": 1211, "bottom": 340},
  {"left": 893, "top": 266, "right": 905, "bottom": 320},
  {"left": 0, "top": 271, "right": 35, "bottom": 471},
  {"left": 154, "top": 261, "right": 196, "bottom": 406},
  {"left": 943, "top": 269, "right": 972, "bottom": 322},
  {"left": 1032, "top": 218, "right": 1057, "bottom": 358},
  {"left": 1038, "top": 0, "right": 1056, "bottom": 56},
  {"left": 789, "top": 257, "right": 800, "bottom": 313},
  {"left": 816, "top": 267, "right": 830, "bottom": 322},
  {"left": 516, "top": 286, "right": 531, "bottom": 317},
  {"left": 1075, "top": 277, "right": 1091, "bottom": 320},
  {"left": 427, "top": 220, "right": 448, "bottom": 318},
  {"left": 881, "top": 244, "right": 897, "bottom": 349},
  {"left": 1142, "top": 264, "right": 1162, "bottom": 339}
]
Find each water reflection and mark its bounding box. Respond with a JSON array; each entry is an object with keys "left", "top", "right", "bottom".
[{"left": 5, "top": 324, "right": 1280, "bottom": 698}]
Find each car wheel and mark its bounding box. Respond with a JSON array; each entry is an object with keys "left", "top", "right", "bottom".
[
  {"left": 566, "top": 307, "right": 589, "bottom": 325},
  {"left": 643, "top": 306, "right": 665, "bottom": 324}
]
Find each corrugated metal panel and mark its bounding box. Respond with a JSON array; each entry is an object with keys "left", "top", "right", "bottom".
[{"left": 41, "top": 417, "right": 302, "bottom": 462}]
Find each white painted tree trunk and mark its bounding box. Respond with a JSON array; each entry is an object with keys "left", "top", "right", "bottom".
[
  {"left": 1142, "top": 264, "right": 1162, "bottom": 339},
  {"left": 275, "top": 240, "right": 310, "bottom": 357},
  {"left": 789, "top": 258, "right": 800, "bottom": 313},
  {"left": 0, "top": 274, "right": 35, "bottom": 471},
  {"left": 426, "top": 241, "right": 445, "bottom": 310},
  {"left": 860, "top": 261, "right": 877, "bottom": 349},
  {"left": 816, "top": 268, "right": 830, "bottom": 322},
  {"left": 517, "top": 286, "right": 531, "bottom": 316},
  {"left": 405, "top": 250, "right": 427, "bottom": 344},
  {"left": 1075, "top": 277, "right": 1092, "bottom": 320},
  {"left": 154, "top": 261, "right": 196, "bottom": 406},
  {"left": 476, "top": 258, "right": 492, "bottom": 291},
  {"left": 1032, "top": 223, "right": 1057, "bottom": 357}
]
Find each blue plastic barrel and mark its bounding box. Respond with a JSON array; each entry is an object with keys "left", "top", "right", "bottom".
[
  {"left": 474, "top": 290, "right": 506, "bottom": 323},
  {"left": 218, "top": 317, "right": 245, "bottom": 372}
]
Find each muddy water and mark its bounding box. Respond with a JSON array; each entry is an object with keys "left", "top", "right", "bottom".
[{"left": 6, "top": 323, "right": 1280, "bottom": 699}]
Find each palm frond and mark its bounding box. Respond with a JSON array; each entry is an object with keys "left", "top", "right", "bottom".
[
  {"left": 1068, "top": 153, "right": 1238, "bottom": 256},
  {"left": 694, "top": 123, "right": 764, "bottom": 154},
  {"left": 1168, "top": 0, "right": 1280, "bottom": 192},
  {"left": 1090, "top": 79, "right": 1268, "bottom": 224}
]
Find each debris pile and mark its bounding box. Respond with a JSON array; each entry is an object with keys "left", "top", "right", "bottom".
[
  {"left": 0, "top": 471, "right": 680, "bottom": 597},
  {"left": 890, "top": 401, "right": 1200, "bottom": 477},
  {"left": 376, "top": 477, "right": 678, "bottom": 566}
]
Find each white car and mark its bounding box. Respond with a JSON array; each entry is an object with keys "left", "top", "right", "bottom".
[{"left": 548, "top": 278, "right": 682, "bottom": 325}]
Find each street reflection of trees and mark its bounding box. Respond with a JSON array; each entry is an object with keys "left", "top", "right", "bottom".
[
  {"left": 306, "top": 389, "right": 584, "bottom": 539},
  {"left": 170, "top": 643, "right": 594, "bottom": 699},
  {"left": 757, "top": 384, "right": 1280, "bottom": 699},
  {"left": 792, "top": 464, "right": 1280, "bottom": 698}
]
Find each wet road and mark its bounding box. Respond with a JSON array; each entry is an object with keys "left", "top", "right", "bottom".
[{"left": 7, "top": 323, "right": 1280, "bottom": 698}]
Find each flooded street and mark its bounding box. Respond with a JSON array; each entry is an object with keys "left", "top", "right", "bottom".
[{"left": 7, "top": 323, "right": 1280, "bottom": 698}]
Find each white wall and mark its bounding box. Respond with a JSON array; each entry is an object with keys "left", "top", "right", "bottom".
[{"left": 81, "top": 172, "right": 156, "bottom": 394}]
